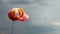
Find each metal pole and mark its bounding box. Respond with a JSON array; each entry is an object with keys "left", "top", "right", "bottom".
[{"left": 11, "top": 21, "right": 14, "bottom": 34}]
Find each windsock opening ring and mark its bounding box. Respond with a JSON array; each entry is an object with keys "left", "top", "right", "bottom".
[
  {"left": 11, "top": 8, "right": 24, "bottom": 18},
  {"left": 8, "top": 8, "right": 25, "bottom": 21}
]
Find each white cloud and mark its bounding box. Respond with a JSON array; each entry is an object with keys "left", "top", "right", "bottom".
[{"left": 53, "top": 22, "right": 60, "bottom": 26}]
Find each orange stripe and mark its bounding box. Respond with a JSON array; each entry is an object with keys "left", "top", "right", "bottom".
[
  {"left": 10, "top": 8, "right": 24, "bottom": 19},
  {"left": 11, "top": 8, "right": 17, "bottom": 18}
]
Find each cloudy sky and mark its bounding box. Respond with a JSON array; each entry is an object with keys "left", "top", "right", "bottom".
[{"left": 0, "top": 0, "right": 60, "bottom": 34}]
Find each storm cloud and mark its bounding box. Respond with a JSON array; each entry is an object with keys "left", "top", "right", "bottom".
[{"left": 0, "top": 0, "right": 60, "bottom": 34}]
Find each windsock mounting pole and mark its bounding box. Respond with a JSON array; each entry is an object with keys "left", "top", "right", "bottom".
[{"left": 11, "top": 21, "right": 14, "bottom": 34}]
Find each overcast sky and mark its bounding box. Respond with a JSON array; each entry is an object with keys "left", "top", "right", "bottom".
[{"left": 0, "top": 0, "right": 60, "bottom": 34}]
